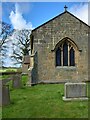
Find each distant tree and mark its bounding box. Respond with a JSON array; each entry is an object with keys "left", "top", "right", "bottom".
[
  {"left": 11, "top": 29, "right": 31, "bottom": 65},
  {"left": 0, "top": 21, "right": 13, "bottom": 66}
]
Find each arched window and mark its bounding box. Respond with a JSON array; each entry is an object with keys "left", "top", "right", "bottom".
[
  {"left": 69, "top": 47, "right": 75, "bottom": 66},
  {"left": 56, "top": 47, "right": 61, "bottom": 66},
  {"left": 63, "top": 42, "right": 68, "bottom": 66},
  {"left": 55, "top": 38, "right": 76, "bottom": 67}
]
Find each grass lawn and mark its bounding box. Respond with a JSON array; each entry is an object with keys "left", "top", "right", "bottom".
[
  {"left": 2, "top": 80, "right": 88, "bottom": 118},
  {"left": 0, "top": 68, "right": 18, "bottom": 73},
  {"left": 0, "top": 68, "right": 22, "bottom": 80}
]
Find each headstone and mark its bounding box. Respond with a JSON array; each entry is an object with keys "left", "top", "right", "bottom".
[
  {"left": 0, "top": 81, "right": 2, "bottom": 106},
  {"left": 12, "top": 73, "right": 21, "bottom": 88},
  {"left": 63, "top": 83, "right": 88, "bottom": 101},
  {"left": 2, "top": 85, "right": 10, "bottom": 106}
]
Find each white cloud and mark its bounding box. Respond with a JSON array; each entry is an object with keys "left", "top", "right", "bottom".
[
  {"left": 9, "top": 3, "right": 33, "bottom": 30},
  {"left": 16, "top": 2, "right": 33, "bottom": 14},
  {"left": 69, "top": 3, "right": 88, "bottom": 25}
]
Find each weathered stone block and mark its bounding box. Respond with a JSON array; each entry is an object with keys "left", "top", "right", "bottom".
[
  {"left": 26, "top": 67, "right": 33, "bottom": 86},
  {"left": 0, "top": 82, "right": 2, "bottom": 106},
  {"left": 12, "top": 73, "right": 22, "bottom": 88},
  {"left": 63, "top": 82, "right": 88, "bottom": 101},
  {"left": 2, "top": 85, "right": 10, "bottom": 106}
]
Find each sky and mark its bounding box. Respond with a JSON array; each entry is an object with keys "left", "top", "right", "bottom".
[
  {"left": 1, "top": 2, "right": 89, "bottom": 67},
  {"left": 2, "top": 2, "right": 88, "bottom": 30}
]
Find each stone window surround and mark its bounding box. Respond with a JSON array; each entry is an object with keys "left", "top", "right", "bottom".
[
  {"left": 56, "top": 66, "right": 77, "bottom": 70},
  {"left": 56, "top": 41, "right": 75, "bottom": 66},
  {"left": 52, "top": 37, "right": 80, "bottom": 67}
]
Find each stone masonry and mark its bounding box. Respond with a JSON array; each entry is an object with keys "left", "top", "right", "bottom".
[{"left": 29, "top": 10, "right": 89, "bottom": 84}]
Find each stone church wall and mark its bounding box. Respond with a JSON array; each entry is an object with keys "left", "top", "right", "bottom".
[{"left": 32, "top": 12, "right": 89, "bottom": 83}]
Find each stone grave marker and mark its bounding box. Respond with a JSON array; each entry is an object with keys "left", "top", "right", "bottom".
[
  {"left": 63, "top": 82, "right": 88, "bottom": 101},
  {"left": 0, "top": 81, "right": 2, "bottom": 106},
  {"left": 2, "top": 85, "right": 10, "bottom": 106},
  {"left": 12, "top": 73, "right": 22, "bottom": 88}
]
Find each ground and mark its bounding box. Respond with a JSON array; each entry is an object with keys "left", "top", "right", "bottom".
[
  {"left": 0, "top": 68, "right": 88, "bottom": 118},
  {"left": 2, "top": 74, "right": 88, "bottom": 118}
]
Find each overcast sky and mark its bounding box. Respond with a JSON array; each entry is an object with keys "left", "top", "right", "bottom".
[{"left": 1, "top": 2, "right": 89, "bottom": 67}]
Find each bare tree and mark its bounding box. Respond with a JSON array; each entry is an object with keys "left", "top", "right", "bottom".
[
  {"left": 0, "top": 21, "right": 13, "bottom": 66},
  {"left": 11, "top": 29, "right": 31, "bottom": 65}
]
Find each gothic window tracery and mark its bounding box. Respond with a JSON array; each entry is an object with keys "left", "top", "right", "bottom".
[{"left": 56, "top": 39, "right": 76, "bottom": 67}]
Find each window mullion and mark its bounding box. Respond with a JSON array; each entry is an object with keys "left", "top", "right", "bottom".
[{"left": 61, "top": 49, "right": 63, "bottom": 66}]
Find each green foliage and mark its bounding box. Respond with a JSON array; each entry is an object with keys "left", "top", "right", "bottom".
[
  {"left": 5, "top": 69, "right": 17, "bottom": 72},
  {"left": 1, "top": 75, "right": 11, "bottom": 80},
  {"left": 21, "top": 75, "right": 28, "bottom": 86},
  {"left": 0, "top": 68, "right": 21, "bottom": 81},
  {"left": 2, "top": 83, "right": 88, "bottom": 118},
  {"left": 6, "top": 80, "right": 13, "bottom": 91}
]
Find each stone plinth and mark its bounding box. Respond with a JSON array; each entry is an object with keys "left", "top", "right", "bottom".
[{"left": 63, "top": 83, "right": 88, "bottom": 101}]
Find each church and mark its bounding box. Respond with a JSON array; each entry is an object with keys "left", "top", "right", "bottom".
[{"left": 23, "top": 6, "right": 89, "bottom": 85}]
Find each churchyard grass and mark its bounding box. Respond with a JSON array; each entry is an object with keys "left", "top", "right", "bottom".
[
  {"left": 0, "top": 68, "right": 21, "bottom": 80},
  {"left": 1, "top": 74, "right": 28, "bottom": 91},
  {"left": 0, "top": 107, "right": 2, "bottom": 120},
  {"left": 2, "top": 75, "right": 88, "bottom": 118},
  {"left": 0, "top": 68, "right": 17, "bottom": 73},
  {"left": 1, "top": 68, "right": 88, "bottom": 118}
]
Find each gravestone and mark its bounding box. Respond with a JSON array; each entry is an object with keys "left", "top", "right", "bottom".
[
  {"left": 2, "top": 85, "right": 10, "bottom": 106},
  {"left": 0, "top": 81, "right": 2, "bottom": 106},
  {"left": 12, "top": 73, "right": 22, "bottom": 88},
  {"left": 63, "top": 83, "right": 88, "bottom": 101}
]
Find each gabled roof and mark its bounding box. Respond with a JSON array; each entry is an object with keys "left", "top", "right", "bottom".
[{"left": 32, "top": 11, "right": 89, "bottom": 32}]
